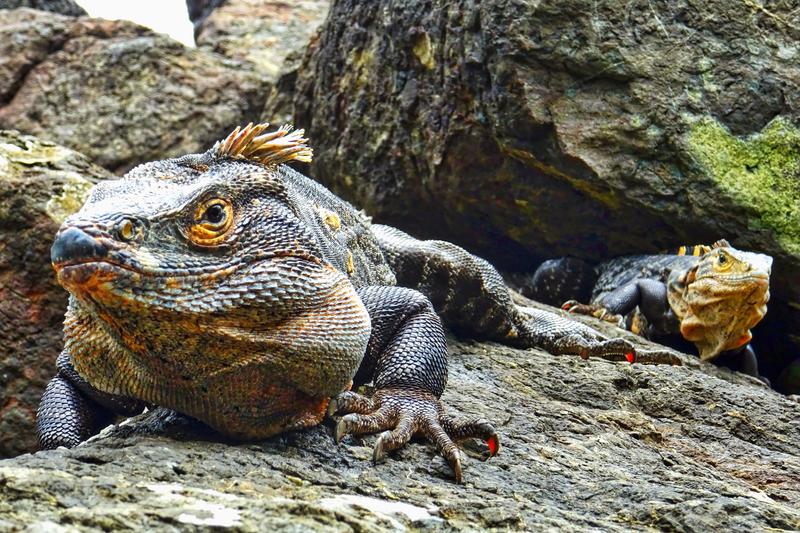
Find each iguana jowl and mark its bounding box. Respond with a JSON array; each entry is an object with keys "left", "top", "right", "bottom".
[{"left": 38, "top": 123, "right": 655, "bottom": 482}]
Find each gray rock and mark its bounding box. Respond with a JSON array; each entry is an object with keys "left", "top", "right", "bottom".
[
  {"left": 0, "top": 0, "right": 85, "bottom": 16},
  {"left": 0, "top": 8, "right": 268, "bottom": 173},
  {"left": 263, "top": 0, "right": 800, "bottom": 391},
  {"left": 0, "top": 130, "right": 111, "bottom": 458},
  {"left": 191, "top": 0, "right": 330, "bottom": 82},
  {"left": 1, "top": 300, "right": 798, "bottom": 530}
]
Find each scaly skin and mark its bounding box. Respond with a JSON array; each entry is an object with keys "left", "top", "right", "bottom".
[
  {"left": 37, "top": 123, "right": 664, "bottom": 482},
  {"left": 559, "top": 240, "right": 772, "bottom": 379}
]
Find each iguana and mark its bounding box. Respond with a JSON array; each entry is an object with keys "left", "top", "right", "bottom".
[
  {"left": 37, "top": 123, "right": 669, "bottom": 483},
  {"left": 530, "top": 241, "right": 772, "bottom": 380}
]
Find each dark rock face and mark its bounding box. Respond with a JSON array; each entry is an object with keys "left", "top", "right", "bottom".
[
  {"left": 190, "top": 0, "right": 330, "bottom": 81},
  {"left": 264, "top": 0, "right": 800, "bottom": 392},
  {"left": 0, "top": 131, "right": 111, "bottom": 458},
  {"left": 0, "top": 8, "right": 268, "bottom": 173},
  {"left": 1, "top": 302, "right": 798, "bottom": 530},
  {"left": 0, "top": 0, "right": 85, "bottom": 16}
]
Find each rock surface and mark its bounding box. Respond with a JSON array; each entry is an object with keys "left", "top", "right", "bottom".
[
  {"left": 190, "top": 0, "right": 330, "bottom": 81},
  {"left": 1, "top": 299, "right": 798, "bottom": 531},
  {"left": 0, "top": 0, "right": 85, "bottom": 16},
  {"left": 263, "top": 0, "right": 800, "bottom": 390},
  {"left": 0, "top": 8, "right": 267, "bottom": 173},
  {"left": 0, "top": 130, "right": 111, "bottom": 458}
]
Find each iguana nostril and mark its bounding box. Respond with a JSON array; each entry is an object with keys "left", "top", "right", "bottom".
[{"left": 51, "top": 227, "right": 109, "bottom": 265}]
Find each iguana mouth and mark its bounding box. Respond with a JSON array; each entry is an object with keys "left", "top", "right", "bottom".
[{"left": 696, "top": 272, "right": 769, "bottom": 284}]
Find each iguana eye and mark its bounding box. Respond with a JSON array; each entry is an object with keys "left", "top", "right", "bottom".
[
  {"left": 716, "top": 251, "right": 732, "bottom": 270},
  {"left": 203, "top": 203, "right": 226, "bottom": 225},
  {"left": 190, "top": 198, "right": 233, "bottom": 246}
]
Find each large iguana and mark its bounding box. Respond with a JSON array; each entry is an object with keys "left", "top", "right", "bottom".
[
  {"left": 37, "top": 123, "right": 670, "bottom": 483},
  {"left": 528, "top": 242, "right": 772, "bottom": 380}
]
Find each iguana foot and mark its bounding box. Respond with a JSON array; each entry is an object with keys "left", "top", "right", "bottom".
[
  {"left": 562, "top": 300, "right": 626, "bottom": 328},
  {"left": 330, "top": 387, "right": 499, "bottom": 483}
]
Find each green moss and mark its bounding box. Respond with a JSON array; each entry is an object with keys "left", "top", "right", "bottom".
[{"left": 688, "top": 116, "right": 800, "bottom": 254}]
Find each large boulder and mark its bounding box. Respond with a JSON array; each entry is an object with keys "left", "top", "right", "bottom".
[
  {"left": 263, "top": 0, "right": 800, "bottom": 391},
  {"left": 0, "top": 131, "right": 111, "bottom": 458},
  {"left": 188, "top": 0, "right": 330, "bottom": 81},
  {"left": 0, "top": 0, "right": 85, "bottom": 16},
  {"left": 0, "top": 8, "right": 268, "bottom": 173},
  {"left": 1, "top": 303, "right": 798, "bottom": 530}
]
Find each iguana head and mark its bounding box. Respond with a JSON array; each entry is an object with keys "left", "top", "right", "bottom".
[
  {"left": 666, "top": 239, "right": 771, "bottom": 360},
  {"left": 50, "top": 124, "right": 371, "bottom": 438}
]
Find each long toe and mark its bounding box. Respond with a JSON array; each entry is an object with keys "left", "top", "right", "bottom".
[
  {"left": 372, "top": 416, "right": 414, "bottom": 463},
  {"left": 329, "top": 391, "right": 376, "bottom": 416},
  {"left": 335, "top": 406, "right": 397, "bottom": 443},
  {"left": 441, "top": 416, "right": 500, "bottom": 457},
  {"left": 421, "top": 418, "right": 464, "bottom": 484}
]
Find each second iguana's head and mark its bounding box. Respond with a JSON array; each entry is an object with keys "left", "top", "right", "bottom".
[{"left": 667, "top": 240, "right": 772, "bottom": 360}]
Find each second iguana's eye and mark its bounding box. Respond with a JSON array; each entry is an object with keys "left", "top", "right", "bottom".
[
  {"left": 190, "top": 198, "right": 233, "bottom": 246},
  {"left": 716, "top": 251, "right": 732, "bottom": 270}
]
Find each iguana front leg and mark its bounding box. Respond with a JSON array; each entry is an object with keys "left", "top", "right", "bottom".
[
  {"left": 565, "top": 279, "right": 674, "bottom": 335},
  {"left": 37, "top": 351, "right": 145, "bottom": 449},
  {"left": 372, "top": 225, "right": 649, "bottom": 362},
  {"left": 330, "top": 286, "right": 499, "bottom": 483}
]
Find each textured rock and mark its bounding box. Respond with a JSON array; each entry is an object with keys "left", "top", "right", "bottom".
[
  {"left": 263, "top": 0, "right": 800, "bottom": 391},
  {"left": 0, "top": 130, "right": 111, "bottom": 458},
  {"left": 1, "top": 300, "right": 798, "bottom": 530},
  {"left": 0, "top": 0, "right": 85, "bottom": 16},
  {"left": 190, "top": 0, "right": 330, "bottom": 81},
  {"left": 0, "top": 8, "right": 267, "bottom": 173}
]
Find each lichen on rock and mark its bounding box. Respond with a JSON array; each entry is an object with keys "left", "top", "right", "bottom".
[{"left": 688, "top": 116, "right": 800, "bottom": 255}]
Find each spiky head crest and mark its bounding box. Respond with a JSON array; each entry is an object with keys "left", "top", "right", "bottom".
[{"left": 214, "top": 122, "right": 313, "bottom": 166}]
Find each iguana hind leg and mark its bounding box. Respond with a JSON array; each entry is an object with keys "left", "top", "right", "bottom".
[
  {"left": 330, "top": 286, "right": 499, "bottom": 483},
  {"left": 372, "top": 225, "right": 644, "bottom": 361}
]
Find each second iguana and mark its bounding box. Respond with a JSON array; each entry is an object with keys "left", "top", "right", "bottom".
[{"left": 527, "top": 241, "right": 772, "bottom": 380}]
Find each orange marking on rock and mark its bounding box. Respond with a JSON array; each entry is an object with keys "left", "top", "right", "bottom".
[{"left": 625, "top": 352, "right": 635, "bottom": 363}]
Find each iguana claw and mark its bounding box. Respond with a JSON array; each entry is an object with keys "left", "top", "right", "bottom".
[
  {"left": 330, "top": 387, "right": 498, "bottom": 484},
  {"left": 563, "top": 300, "right": 626, "bottom": 328}
]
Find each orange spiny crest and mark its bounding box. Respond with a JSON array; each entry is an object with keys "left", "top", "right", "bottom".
[{"left": 215, "top": 122, "right": 313, "bottom": 166}]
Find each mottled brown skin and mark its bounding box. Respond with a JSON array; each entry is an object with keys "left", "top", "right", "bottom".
[{"left": 37, "top": 124, "right": 673, "bottom": 482}]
